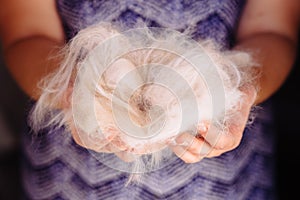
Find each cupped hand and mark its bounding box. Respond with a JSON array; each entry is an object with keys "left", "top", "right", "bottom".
[{"left": 170, "top": 86, "right": 257, "bottom": 163}]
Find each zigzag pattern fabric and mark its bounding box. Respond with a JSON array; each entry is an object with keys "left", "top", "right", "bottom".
[{"left": 22, "top": 0, "right": 276, "bottom": 199}]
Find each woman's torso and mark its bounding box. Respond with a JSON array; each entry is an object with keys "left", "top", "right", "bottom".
[{"left": 21, "top": 1, "right": 276, "bottom": 199}]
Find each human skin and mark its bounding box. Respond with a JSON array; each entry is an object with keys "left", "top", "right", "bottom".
[{"left": 0, "top": 0, "right": 299, "bottom": 163}]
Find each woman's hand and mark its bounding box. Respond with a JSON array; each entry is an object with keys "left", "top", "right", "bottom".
[
  {"left": 170, "top": 86, "right": 257, "bottom": 163},
  {"left": 70, "top": 123, "right": 137, "bottom": 162}
]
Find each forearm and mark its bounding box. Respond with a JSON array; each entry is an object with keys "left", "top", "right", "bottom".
[
  {"left": 3, "top": 36, "right": 64, "bottom": 99},
  {"left": 234, "top": 32, "right": 297, "bottom": 105}
]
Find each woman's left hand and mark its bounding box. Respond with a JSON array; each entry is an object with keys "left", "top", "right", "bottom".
[{"left": 170, "top": 86, "right": 257, "bottom": 163}]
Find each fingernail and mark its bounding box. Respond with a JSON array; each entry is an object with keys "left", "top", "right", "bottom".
[
  {"left": 198, "top": 122, "right": 208, "bottom": 133},
  {"left": 175, "top": 136, "right": 189, "bottom": 146}
]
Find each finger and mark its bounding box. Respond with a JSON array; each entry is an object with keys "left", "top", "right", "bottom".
[
  {"left": 196, "top": 86, "right": 256, "bottom": 150},
  {"left": 205, "top": 148, "right": 225, "bottom": 158},
  {"left": 108, "top": 136, "right": 129, "bottom": 152},
  {"left": 86, "top": 131, "right": 129, "bottom": 153},
  {"left": 115, "top": 151, "right": 137, "bottom": 163},
  {"left": 92, "top": 142, "right": 123, "bottom": 153},
  {"left": 70, "top": 124, "right": 117, "bottom": 150},
  {"left": 202, "top": 124, "right": 239, "bottom": 151},
  {"left": 198, "top": 100, "right": 252, "bottom": 151},
  {"left": 175, "top": 132, "right": 211, "bottom": 156},
  {"left": 170, "top": 145, "right": 203, "bottom": 163},
  {"left": 177, "top": 131, "right": 229, "bottom": 158}
]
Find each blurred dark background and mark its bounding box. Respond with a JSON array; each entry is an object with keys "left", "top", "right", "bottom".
[
  {"left": 0, "top": 47, "right": 28, "bottom": 200},
  {"left": 273, "top": 37, "right": 300, "bottom": 198},
  {"left": 0, "top": 39, "right": 299, "bottom": 199}
]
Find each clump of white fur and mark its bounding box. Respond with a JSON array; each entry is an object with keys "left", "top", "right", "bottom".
[{"left": 29, "top": 22, "right": 258, "bottom": 182}]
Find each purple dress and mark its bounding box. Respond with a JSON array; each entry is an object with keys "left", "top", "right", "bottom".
[{"left": 22, "top": 0, "right": 277, "bottom": 199}]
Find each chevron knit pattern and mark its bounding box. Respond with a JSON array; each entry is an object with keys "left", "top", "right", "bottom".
[{"left": 22, "top": 0, "right": 276, "bottom": 199}]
